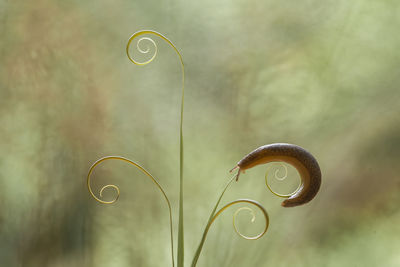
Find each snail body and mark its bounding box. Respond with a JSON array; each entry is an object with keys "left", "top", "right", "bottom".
[{"left": 231, "top": 143, "right": 321, "bottom": 207}]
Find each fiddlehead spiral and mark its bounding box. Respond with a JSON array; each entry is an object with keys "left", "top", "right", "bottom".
[
  {"left": 87, "top": 156, "right": 175, "bottom": 267},
  {"left": 265, "top": 162, "right": 302, "bottom": 198}
]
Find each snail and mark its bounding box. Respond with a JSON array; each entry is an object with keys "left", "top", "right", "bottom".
[{"left": 230, "top": 143, "right": 321, "bottom": 207}]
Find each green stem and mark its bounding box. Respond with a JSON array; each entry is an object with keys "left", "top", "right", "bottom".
[
  {"left": 191, "top": 175, "right": 237, "bottom": 266},
  {"left": 177, "top": 37, "right": 185, "bottom": 267},
  {"left": 87, "top": 156, "right": 176, "bottom": 267},
  {"left": 126, "top": 30, "right": 185, "bottom": 267},
  {"left": 191, "top": 195, "right": 269, "bottom": 266},
  {"left": 178, "top": 62, "right": 185, "bottom": 267}
]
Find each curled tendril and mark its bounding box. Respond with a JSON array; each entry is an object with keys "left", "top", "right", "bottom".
[
  {"left": 127, "top": 36, "right": 158, "bottom": 65},
  {"left": 126, "top": 30, "right": 184, "bottom": 70},
  {"left": 99, "top": 184, "right": 120, "bottom": 204},
  {"left": 233, "top": 207, "right": 256, "bottom": 240},
  {"left": 273, "top": 163, "right": 288, "bottom": 181},
  {"left": 87, "top": 156, "right": 175, "bottom": 267},
  {"left": 212, "top": 199, "right": 269, "bottom": 240},
  {"left": 265, "top": 162, "right": 302, "bottom": 198},
  {"left": 137, "top": 37, "right": 156, "bottom": 53},
  {"left": 126, "top": 30, "right": 185, "bottom": 266},
  {"left": 191, "top": 174, "right": 269, "bottom": 267}
]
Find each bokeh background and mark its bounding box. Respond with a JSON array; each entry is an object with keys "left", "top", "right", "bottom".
[{"left": 1, "top": 0, "right": 399, "bottom": 266}]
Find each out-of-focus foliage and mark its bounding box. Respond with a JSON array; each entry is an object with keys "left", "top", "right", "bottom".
[{"left": 0, "top": 0, "right": 399, "bottom": 266}]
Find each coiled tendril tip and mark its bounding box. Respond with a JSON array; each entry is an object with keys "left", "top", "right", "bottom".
[{"left": 265, "top": 162, "right": 302, "bottom": 199}]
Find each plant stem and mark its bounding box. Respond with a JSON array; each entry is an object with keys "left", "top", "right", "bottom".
[
  {"left": 126, "top": 30, "right": 185, "bottom": 267},
  {"left": 178, "top": 71, "right": 185, "bottom": 267},
  {"left": 177, "top": 40, "right": 185, "bottom": 267},
  {"left": 191, "top": 175, "right": 236, "bottom": 266}
]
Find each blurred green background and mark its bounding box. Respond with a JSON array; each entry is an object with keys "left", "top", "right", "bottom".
[{"left": 1, "top": 0, "right": 399, "bottom": 266}]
